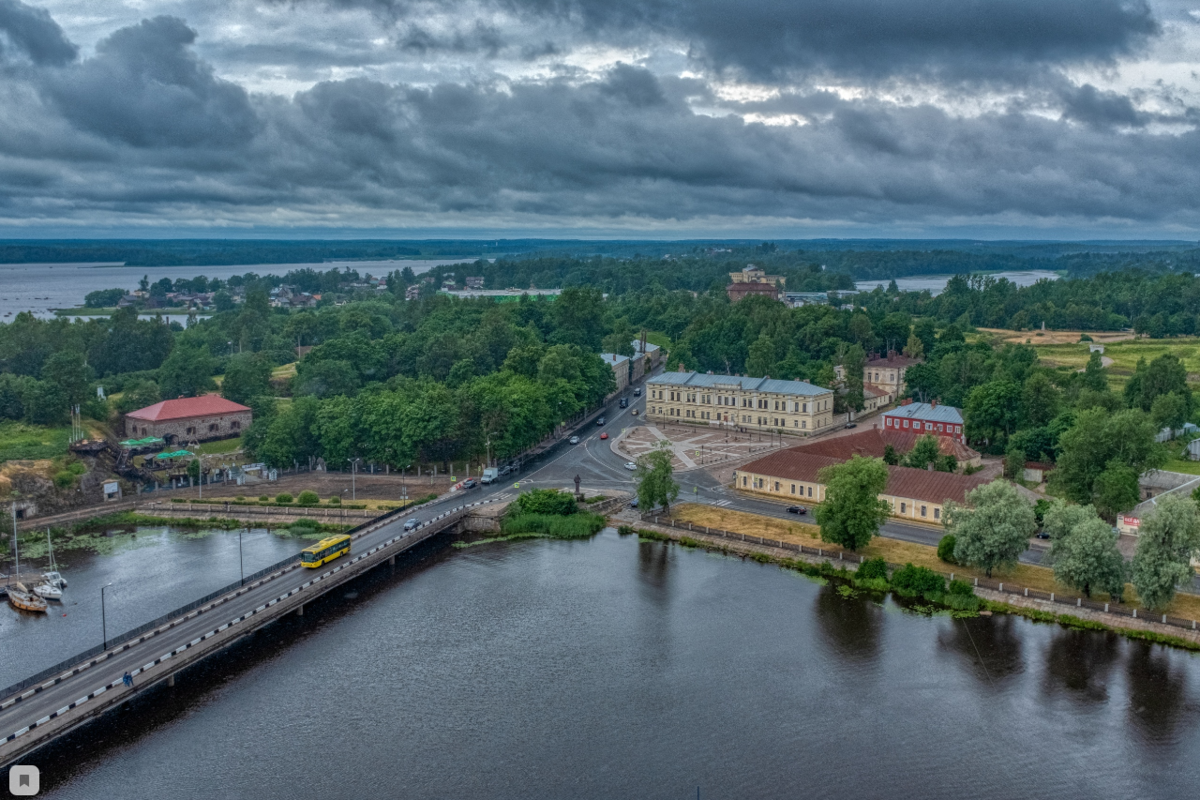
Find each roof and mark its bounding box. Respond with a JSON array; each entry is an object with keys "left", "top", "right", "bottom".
[
  {"left": 631, "top": 339, "right": 660, "bottom": 354},
  {"left": 601, "top": 353, "right": 630, "bottom": 366},
  {"left": 738, "top": 448, "right": 992, "bottom": 505},
  {"left": 1024, "top": 461, "right": 1055, "bottom": 471},
  {"left": 648, "top": 370, "right": 831, "bottom": 397},
  {"left": 866, "top": 353, "right": 922, "bottom": 368},
  {"left": 883, "top": 401, "right": 964, "bottom": 425},
  {"left": 863, "top": 382, "right": 891, "bottom": 399},
  {"left": 726, "top": 283, "right": 778, "bottom": 298},
  {"left": 792, "top": 427, "right": 978, "bottom": 462},
  {"left": 126, "top": 395, "right": 252, "bottom": 422}
]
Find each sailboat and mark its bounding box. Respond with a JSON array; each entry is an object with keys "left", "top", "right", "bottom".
[
  {"left": 40, "top": 530, "right": 67, "bottom": 590},
  {"left": 6, "top": 528, "right": 47, "bottom": 613}
]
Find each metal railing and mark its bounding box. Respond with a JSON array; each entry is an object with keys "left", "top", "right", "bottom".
[
  {"left": 638, "top": 513, "right": 1200, "bottom": 635},
  {"left": 0, "top": 503, "right": 417, "bottom": 701}
]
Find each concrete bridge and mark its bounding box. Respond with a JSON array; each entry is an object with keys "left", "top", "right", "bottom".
[{"left": 0, "top": 496, "right": 503, "bottom": 769}]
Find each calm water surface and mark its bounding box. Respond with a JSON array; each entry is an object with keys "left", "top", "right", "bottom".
[
  {"left": 0, "top": 260, "right": 471, "bottom": 320},
  {"left": 856, "top": 270, "right": 1060, "bottom": 295},
  {"left": 22, "top": 529, "right": 1200, "bottom": 799}
]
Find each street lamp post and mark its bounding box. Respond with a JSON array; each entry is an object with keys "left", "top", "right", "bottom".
[
  {"left": 239, "top": 529, "right": 244, "bottom": 585},
  {"left": 101, "top": 582, "right": 113, "bottom": 650},
  {"left": 348, "top": 458, "right": 361, "bottom": 500}
]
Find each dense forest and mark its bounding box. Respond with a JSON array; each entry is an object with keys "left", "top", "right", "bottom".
[{"left": 0, "top": 255, "right": 1197, "bottom": 517}]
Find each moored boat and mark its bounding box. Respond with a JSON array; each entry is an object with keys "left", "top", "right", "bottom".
[
  {"left": 33, "top": 582, "right": 62, "bottom": 601},
  {"left": 8, "top": 582, "right": 48, "bottom": 613}
]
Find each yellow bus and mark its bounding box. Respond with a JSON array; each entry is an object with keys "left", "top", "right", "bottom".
[{"left": 301, "top": 534, "right": 352, "bottom": 568}]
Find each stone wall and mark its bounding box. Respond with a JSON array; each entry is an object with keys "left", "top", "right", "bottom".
[{"left": 125, "top": 411, "right": 252, "bottom": 443}]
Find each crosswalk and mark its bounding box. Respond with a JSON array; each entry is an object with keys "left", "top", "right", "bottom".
[{"left": 709, "top": 499, "right": 733, "bottom": 507}]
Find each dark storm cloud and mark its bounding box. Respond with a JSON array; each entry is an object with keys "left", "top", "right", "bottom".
[
  {"left": 298, "top": 0, "right": 1161, "bottom": 82},
  {"left": 0, "top": 0, "right": 77, "bottom": 65},
  {"left": 45, "top": 17, "right": 259, "bottom": 148},
  {"left": 0, "top": 8, "right": 1197, "bottom": 233}
]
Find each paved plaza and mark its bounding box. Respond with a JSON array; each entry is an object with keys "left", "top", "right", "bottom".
[{"left": 615, "top": 422, "right": 791, "bottom": 472}]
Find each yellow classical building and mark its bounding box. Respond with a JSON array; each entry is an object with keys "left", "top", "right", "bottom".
[{"left": 646, "top": 369, "right": 835, "bottom": 432}]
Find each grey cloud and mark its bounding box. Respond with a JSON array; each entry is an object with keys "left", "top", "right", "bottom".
[
  {"left": 46, "top": 17, "right": 259, "bottom": 148},
  {"left": 0, "top": 9, "right": 1199, "bottom": 234},
  {"left": 0, "top": 0, "right": 77, "bottom": 65}
]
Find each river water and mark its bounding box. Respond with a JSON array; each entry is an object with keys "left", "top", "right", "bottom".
[
  {"left": 855, "top": 270, "right": 1060, "bottom": 296},
  {"left": 0, "top": 260, "right": 472, "bottom": 320},
  {"left": 13, "top": 527, "right": 1200, "bottom": 799}
]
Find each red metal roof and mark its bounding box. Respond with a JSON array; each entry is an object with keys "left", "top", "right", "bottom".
[
  {"left": 739, "top": 447, "right": 992, "bottom": 505},
  {"left": 126, "top": 395, "right": 251, "bottom": 422}
]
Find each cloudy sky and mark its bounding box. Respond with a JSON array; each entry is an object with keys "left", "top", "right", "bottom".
[{"left": 2, "top": 0, "right": 1200, "bottom": 238}]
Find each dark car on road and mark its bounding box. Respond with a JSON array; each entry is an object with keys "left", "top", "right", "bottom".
[
  {"left": 619, "top": 398, "right": 628, "bottom": 408},
  {"left": 786, "top": 506, "right": 807, "bottom": 515},
  {"left": 845, "top": 422, "right": 857, "bottom": 429},
  {"left": 462, "top": 478, "right": 478, "bottom": 489},
  {"left": 633, "top": 388, "right": 642, "bottom": 396},
  {"left": 597, "top": 416, "right": 606, "bottom": 425}
]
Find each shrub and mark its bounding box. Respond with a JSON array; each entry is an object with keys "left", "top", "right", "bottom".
[
  {"left": 856, "top": 557, "right": 888, "bottom": 581},
  {"left": 275, "top": 493, "right": 294, "bottom": 504},
  {"left": 500, "top": 512, "right": 604, "bottom": 539},
  {"left": 297, "top": 490, "right": 320, "bottom": 506},
  {"left": 514, "top": 488, "right": 577, "bottom": 516},
  {"left": 288, "top": 519, "right": 321, "bottom": 535},
  {"left": 890, "top": 563, "right": 946, "bottom": 597},
  {"left": 53, "top": 470, "right": 76, "bottom": 489},
  {"left": 257, "top": 495, "right": 267, "bottom": 502},
  {"left": 328, "top": 495, "right": 341, "bottom": 505},
  {"left": 937, "top": 534, "right": 958, "bottom": 564},
  {"left": 948, "top": 579, "right": 975, "bottom": 596},
  {"left": 67, "top": 461, "right": 87, "bottom": 476}
]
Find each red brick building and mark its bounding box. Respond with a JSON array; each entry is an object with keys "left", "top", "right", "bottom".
[
  {"left": 125, "top": 396, "right": 252, "bottom": 444},
  {"left": 882, "top": 400, "right": 965, "bottom": 443}
]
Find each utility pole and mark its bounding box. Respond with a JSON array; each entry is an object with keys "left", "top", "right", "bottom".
[
  {"left": 101, "top": 583, "right": 113, "bottom": 649},
  {"left": 348, "top": 458, "right": 361, "bottom": 500}
]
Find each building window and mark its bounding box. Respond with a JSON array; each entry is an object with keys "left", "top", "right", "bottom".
[
  {"left": 807, "top": 486, "right": 812, "bottom": 497},
  {"left": 231, "top": 421, "right": 241, "bottom": 430},
  {"left": 937, "top": 424, "right": 943, "bottom": 432},
  {"left": 900, "top": 502, "right": 906, "bottom": 514},
  {"left": 186, "top": 427, "right": 195, "bottom": 435},
  {"left": 743, "top": 476, "right": 748, "bottom": 486},
  {"left": 802, "top": 420, "right": 807, "bottom": 429},
  {"left": 208, "top": 423, "right": 219, "bottom": 432},
  {"left": 921, "top": 505, "right": 927, "bottom": 518},
  {"left": 774, "top": 482, "right": 781, "bottom": 491},
  {"left": 934, "top": 508, "right": 941, "bottom": 520},
  {"left": 791, "top": 484, "right": 796, "bottom": 494},
  {"left": 903, "top": 420, "right": 909, "bottom": 428}
]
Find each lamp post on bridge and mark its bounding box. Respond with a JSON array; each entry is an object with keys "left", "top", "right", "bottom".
[{"left": 101, "top": 582, "right": 113, "bottom": 650}]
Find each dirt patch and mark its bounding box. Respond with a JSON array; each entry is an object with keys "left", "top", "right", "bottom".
[{"left": 978, "top": 327, "right": 1137, "bottom": 345}]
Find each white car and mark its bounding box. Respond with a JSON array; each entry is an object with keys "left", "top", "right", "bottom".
[
  {"left": 569, "top": 436, "right": 580, "bottom": 444},
  {"left": 624, "top": 461, "right": 638, "bottom": 471}
]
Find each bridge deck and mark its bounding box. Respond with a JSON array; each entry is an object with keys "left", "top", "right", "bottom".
[{"left": 0, "top": 499, "right": 489, "bottom": 769}]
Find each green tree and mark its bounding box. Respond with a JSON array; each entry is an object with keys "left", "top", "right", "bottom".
[
  {"left": 746, "top": 333, "right": 777, "bottom": 378},
  {"left": 843, "top": 343, "right": 866, "bottom": 412},
  {"left": 1050, "top": 516, "right": 1127, "bottom": 599},
  {"left": 1040, "top": 499, "right": 1096, "bottom": 542},
  {"left": 1092, "top": 460, "right": 1140, "bottom": 519},
  {"left": 913, "top": 318, "right": 937, "bottom": 356},
  {"left": 1053, "top": 408, "right": 1164, "bottom": 506},
  {"left": 814, "top": 455, "right": 890, "bottom": 551},
  {"left": 904, "top": 435, "right": 942, "bottom": 470},
  {"left": 1003, "top": 442, "right": 1025, "bottom": 480},
  {"left": 946, "top": 481, "right": 1036, "bottom": 577},
  {"left": 902, "top": 332, "right": 924, "bottom": 360},
  {"left": 41, "top": 350, "right": 91, "bottom": 408},
  {"left": 114, "top": 379, "right": 161, "bottom": 414},
  {"left": 964, "top": 380, "right": 1022, "bottom": 448},
  {"left": 1125, "top": 353, "right": 1192, "bottom": 415},
  {"left": 159, "top": 345, "right": 216, "bottom": 398},
  {"left": 1150, "top": 391, "right": 1189, "bottom": 433},
  {"left": 882, "top": 443, "right": 899, "bottom": 465},
  {"left": 1021, "top": 373, "right": 1060, "bottom": 428},
  {"left": 1130, "top": 494, "right": 1200, "bottom": 610},
  {"left": 1081, "top": 350, "right": 1108, "bottom": 392},
  {"left": 221, "top": 353, "right": 273, "bottom": 405},
  {"left": 635, "top": 441, "right": 679, "bottom": 513}
]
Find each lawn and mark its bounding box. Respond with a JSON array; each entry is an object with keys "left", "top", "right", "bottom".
[
  {"left": 671, "top": 503, "right": 1200, "bottom": 621},
  {"left": 644, "top": 332, "right": 672, "bottom": 350},
  {"left": 194, "top": 437, "right": 244, "bottom": 455},
  {"left": 1027, "top": 338, "right": 1200, "bottom": 391},
  {"left": 272, "top": 362, "right": 298, "bottom": 379},
  {"left": 0, "top": 422, "right": 71, "bottom": 462}
]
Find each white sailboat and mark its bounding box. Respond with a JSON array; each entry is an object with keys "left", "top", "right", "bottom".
[
  {"left": 6, "top": 517, "right": 47, "bottom": 613},
  {"left": 41, "top": 530, "right": 67, "bottom": 589},
  {"left": 33, "top": 531, "right": 64, "bottom": 601}
]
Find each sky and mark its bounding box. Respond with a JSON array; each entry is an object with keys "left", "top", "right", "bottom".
[{"left": 2, "top": 0, "right": 1200, "bottom": 239}]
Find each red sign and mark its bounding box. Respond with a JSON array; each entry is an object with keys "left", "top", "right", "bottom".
[{"left": 1118, "top": 514, "right": 1140, "bottom": 528}]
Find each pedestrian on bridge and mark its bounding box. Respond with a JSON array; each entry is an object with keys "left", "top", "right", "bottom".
[{"left": 123, "top": 672, "right": 134, "bottom": 689}]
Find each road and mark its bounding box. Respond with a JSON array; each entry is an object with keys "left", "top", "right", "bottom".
[{"left": 0, "top": 367, "right": 1071, "bottom": 759}]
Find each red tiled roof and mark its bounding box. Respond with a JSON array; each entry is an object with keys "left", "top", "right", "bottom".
[
  {"left": 739, "top": 447, "right": 992, "bottom": 506},
  {"left": 866, "top": 353, "right": 922, "bottom": 368},
  {"left": 126, "top": 395, "right": 251, "bottom": 422},
  {"left": 789, "top": 428, "right": 979, "bottom": 462}
]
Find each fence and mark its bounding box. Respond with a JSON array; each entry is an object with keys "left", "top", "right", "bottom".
[
  {"left": 640, "top": 513, "right": 1200, "bottom": 635},
  {"left": 145, "top": 503, "right": 379, "bottom": 521},
  {"left": 0, "top": 503, "right": 418, "bottom": 702}
]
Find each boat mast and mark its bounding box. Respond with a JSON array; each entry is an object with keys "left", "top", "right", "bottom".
[{"left": 11, "top": 501, "right": 18, "bottom": 583}]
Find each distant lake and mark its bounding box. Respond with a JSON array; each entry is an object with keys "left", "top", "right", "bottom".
[
  {"left": 0, "top": 259, "right": 475, "bottom": 321},
  {"left": 855, "top": 270, "right": 1060, "bottom": 296}
]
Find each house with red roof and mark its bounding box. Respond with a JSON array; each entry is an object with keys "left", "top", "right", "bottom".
[{"left": 125, "top": 395, "right": 252, "bottom": 444}]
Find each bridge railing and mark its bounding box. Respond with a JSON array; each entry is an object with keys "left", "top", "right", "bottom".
[{"left": 0, "top": 502, "right": 418, "bottom": 702}]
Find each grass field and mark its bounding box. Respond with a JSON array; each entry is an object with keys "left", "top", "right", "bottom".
[
  {"left": 1008, "top": 337, "right": 1200, "bottom": 392},
  {"left": 193, "top": 437, "right": 244, "bottom": 455},
  {"left": 272, "top": 362, "right": 298, "bottom": 379},
  {"left": 645, "top": 332, "right": 672, "bottom": 350},
  {"left": 0, "top": 422, "right": 72, "bottom": 462},
  {"left": 671, "top": 503, "right": 1200, "bottom": 621}
]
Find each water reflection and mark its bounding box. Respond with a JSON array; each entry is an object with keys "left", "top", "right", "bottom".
[
  {"left": 1126, "top": 643, "right": 1190, "bottom": 746},
  {"left": 636, "top": 539, "right": 671, "bottom": 591},
  {"left": 814, "top": 584, "right": 880, "bottom": 662},
  {"left": 937, "top": 615, "right": 1025, "bottom": 686},
  {"left": 1042, "top": 629, "right": 1120, "bottom": 703}
]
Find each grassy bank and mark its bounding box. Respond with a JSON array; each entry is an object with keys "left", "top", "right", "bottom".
[
  {"left": 670, "top": 503, "right": 1200, "bottom": 621},
  {"left": 0, "top": 421, "right": 72, "bottom": 462},
  {"left": 453, "top": 511, "right": 607, "bottom": 549}
]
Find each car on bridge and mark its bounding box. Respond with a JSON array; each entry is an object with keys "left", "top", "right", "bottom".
[{"left": 404, "top": 518, "right": 419, "bottom": 531}]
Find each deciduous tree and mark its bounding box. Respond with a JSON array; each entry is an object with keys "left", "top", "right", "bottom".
[
  {"left": 1131, "top": 494, "right": 1200, "bottom": 610},
  {"left": 946, "top": 481, "right": 1036, "bottom": 577},
  {"left": 636, "top": 441, "right": 679, "bottom": 513},
  {"left": 815, "top": 455, "right": 890, "bottom": 551}
]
